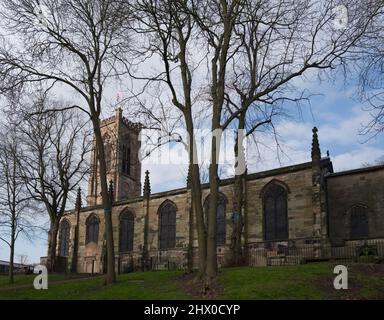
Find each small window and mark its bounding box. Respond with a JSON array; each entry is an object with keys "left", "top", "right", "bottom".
[
  {"left": 59, "top": 220, "right": 71, "bottom": 257},
  {"left": 350, "top": 205, "right": 369, "bottom": 239},
  {"left": 86, "top": 215, "right": 99, "bottom": 245}
]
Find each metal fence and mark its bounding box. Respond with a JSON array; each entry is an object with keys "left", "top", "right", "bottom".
[
  {"left": 248, "top": 239, "right": 384, "bottom": 266},
  {"left": 117, "top": 239, "right": 384, "bottom": 273},
  {"left": 119, "top": 251, "right": 188, "bottom": 273}
]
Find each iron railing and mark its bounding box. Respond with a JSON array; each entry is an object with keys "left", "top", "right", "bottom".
[{"left": 247, "top": 239, "right": 384, "bottom": 266}]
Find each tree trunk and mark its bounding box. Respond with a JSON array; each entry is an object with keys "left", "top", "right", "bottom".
[
  {"left": 47, "top": 219, "right": 60, "bottom": 272},
  {"left": 187, "top": 200, "right": 194, "bottom": 273},
  {"left": 243, "top": 168, "right": 249, "bottom": 264},
  {"left": 204, "top": 2, "right": 235, "bottom": 284},
  {"left": 205, "top": 125, "right": 221, "bottom": 285},
  {"left": 185, "top": 113, "right": 206, "bottom": 278},
  {"left": 92, "top": 118, "right": 116, "bottom": 284},
  {"left": 230, "top": 113, "right": 246, "bottom": 266},
  {"left": 231, "top": 175, "right": 244, "bottom": 265},
  {"left": 71, "top": 206, "right": 81, "bottom": 274},
  {"left": 206, "top": 164, "right": 219, "bottom": 284},
  {"left": 191, "top": 163, "right": 206, "bottom": 278},
  {"left": 9, "top": 233, "right": 15, "bottom": 284}
]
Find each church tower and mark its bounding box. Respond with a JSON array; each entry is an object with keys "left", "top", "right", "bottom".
[{"left": 87, "top": 106, "right": 142, "bottom": 206}]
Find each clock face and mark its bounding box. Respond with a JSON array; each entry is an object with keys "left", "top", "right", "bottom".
[{"left": 124, "top": 181, "right": 129, "bottom": 192}]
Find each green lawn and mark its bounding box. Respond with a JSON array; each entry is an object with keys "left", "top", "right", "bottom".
[
  {"left": 0, "top": 263, "right": 383, "bottom": 300},
  {"left": 0, "top": 274, "right": 67, "bottom": 289}
]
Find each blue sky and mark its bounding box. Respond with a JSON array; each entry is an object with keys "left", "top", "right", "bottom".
[
  {"left": 142, "top": 76, "right": 384, "bottom": 194},
  {"left": 1, "top": 76, "right": 383, "bottom": 264}
]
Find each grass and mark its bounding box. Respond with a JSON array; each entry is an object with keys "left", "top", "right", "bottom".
[
  {"left": 0, "top": 263, "right": 383, "bottom": 300},
  {"left": 0, "top": 274, "right": 67, "bottom": 289},
  {"left": 0, "top": 271, "right": 190, "bottom": 300},
  {"left": 220, "top": 263, "right": 330, "bottom": 300}
]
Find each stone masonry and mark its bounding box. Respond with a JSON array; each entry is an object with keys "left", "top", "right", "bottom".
[{"left": 51, "top": 113, "right": 384, "bottom": 274}]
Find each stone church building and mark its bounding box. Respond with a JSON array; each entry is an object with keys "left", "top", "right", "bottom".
[{"left": 52, "top": 108, "right": 384, "bottom": 274}]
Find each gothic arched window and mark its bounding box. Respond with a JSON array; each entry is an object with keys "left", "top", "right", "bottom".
[
  {"left": 263, "top": 182, "right": 288, "bottom": 241},
  {"left": 86, "top": 215, "right": 99, "bottom": 245},
  {"left": 159, "top": 201, "right": 177, "bottom": 250},
  {"left": 350, "top": 205, "right": 369, "bottom": 239},
  {"left": 59, "top": 219, "right": 71, "bottom": 257},
  {"left": 204, "top": 193, "right": 227, "bottom": 245},
  {"left": 122, "top": 135, "right": 131, "bottom": 175},
  {"left": 120, "top": 210, "right": 134, "bottom": 253},
  {"left": 103, "top": 134, "right": 112, "bottom": 172}
]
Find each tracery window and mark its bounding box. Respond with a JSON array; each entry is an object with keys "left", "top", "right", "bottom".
[
  {"left": 59, "top": 219, "right": 70, "bottom": 257},
  {"left": 263, "top": 183, "right": 288, "bottom": 241},
  {"left": 86, "top": 215, "right": 99, "bottom": 245},
  {"left": 120, "top": 210, "right": 134, "bottom": 252},
  {"left": 159, "top": 201, "right": 177, "bottom": 249}
]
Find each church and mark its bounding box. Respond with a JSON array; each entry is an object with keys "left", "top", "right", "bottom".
[{"left": 51, "top": 107, "right": 384, "bottom": 274}]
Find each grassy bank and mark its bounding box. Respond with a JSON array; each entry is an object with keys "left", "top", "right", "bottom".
[{"left": 0, "top": 263, "right": 383, "bottom": 300}]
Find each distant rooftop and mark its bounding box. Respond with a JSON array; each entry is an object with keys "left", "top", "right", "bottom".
[{"left": 0, "top": 260, "right": 30, "bottom": 268}]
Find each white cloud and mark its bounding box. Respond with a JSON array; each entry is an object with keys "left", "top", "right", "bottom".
[
  {"left": 319, "top": 107, "right": 373, "bottom": 146},
  {"left": 142, "top": 163, "right": 188, "bottom": 193},
  {"left": 245, "top": 106, "right": 384, "bottom": 174},
  {"left": 332, "top": 147, "right": 384, "bottom": 171}
]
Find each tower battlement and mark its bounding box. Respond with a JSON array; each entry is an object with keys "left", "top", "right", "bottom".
[{"left": 87, "top": 107, "right": 142, "bottom": 206}]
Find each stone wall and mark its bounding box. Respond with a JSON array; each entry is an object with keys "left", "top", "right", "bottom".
[
  {"left": 245, "top": 167, "right": 315, "bottom": 243},
  {"left": 59, "top": 160, "right": 329, "bottom": 273},
  {"left": 327, "top": 165, "right": 384, "bottom": 244},
  {"left": 87, "top": 108, "right": 142, "bottom": 207}
]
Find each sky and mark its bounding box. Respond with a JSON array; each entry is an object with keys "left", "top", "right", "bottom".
[
  {"left": 1, "top": 74, "right": 383, "bottom": 264},
  {"left": 2, "top": 0, "right": 383, "bottom": 265},
  {"left": 141, "top": 76, "right": 384, "bottom": 193}
]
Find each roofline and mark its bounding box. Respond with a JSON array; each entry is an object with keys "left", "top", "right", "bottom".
[
  {"left": 70, "top": 158, "right": 332, "bottom": 214},
  {"left": 327, "top": 164, "right": 384, "bottom": 178},
  {"left": 246, "top": 158, "right": 332, "bottom": 181},
  {"left": 99, "top": 115, "right": 142, "bottom": 133}
]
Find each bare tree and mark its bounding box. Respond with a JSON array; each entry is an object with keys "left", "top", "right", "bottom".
[
  {"left": 16, "top": 91, "right": 91, "bottom": 273},
  {"left": 0, "top": 0, "right": 134, "bottom": 284},
  {"left": 17, "top": 254, "right": 29, "bottom": 266},
  {"left": 125, "top": 0, "right": 382, "bottom": 292},
  {"left": 0, "top": 117, "right": 37, "bottom": 284},
  {"left": 186, "top": 0, "right": 245, "bottom": 288},
  {"left": 129, "top": 0, "right": 209, "bottom": 278},
  {"left": 353, "top": 5, "right": 384, "bottom": 138},
  {"left": 362, "top": 156, "right": 384, "bottom": 167},
  {"left": 190, "top": 0, "right": 383, "bottom": 287},
  {"left": 228, "top": 103, "right": 281, "bottom": 265}
]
